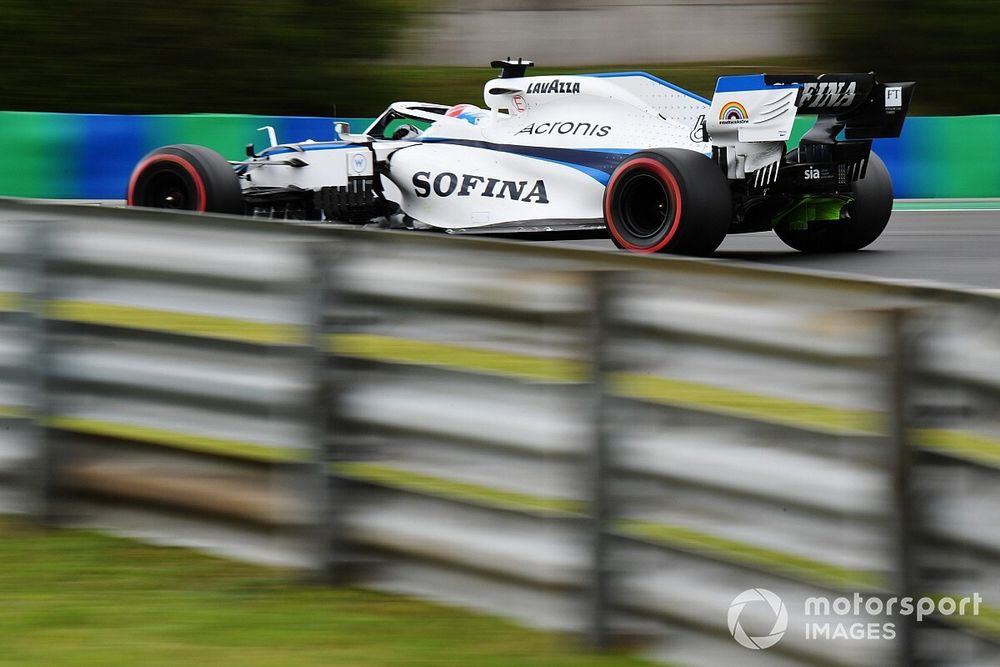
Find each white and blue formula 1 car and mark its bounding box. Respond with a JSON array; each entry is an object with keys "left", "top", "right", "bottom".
[{"left": 127, "top": 59, "right": 914, "bottom": 255}]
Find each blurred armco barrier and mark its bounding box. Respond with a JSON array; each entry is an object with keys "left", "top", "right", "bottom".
[
  {"left": 1, "top": 111, "right": 999, "bottom": 200},
  {"left": 1, "top": 199, "right": 999, "bottom": 666}
]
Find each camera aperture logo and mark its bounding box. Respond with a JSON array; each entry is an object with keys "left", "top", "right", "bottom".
[
  {"left": 728, "top": 588, "right": 788, "bottom": 650},
  {"left": 728, "top": 589, "right": 983, "bottom": 649}
]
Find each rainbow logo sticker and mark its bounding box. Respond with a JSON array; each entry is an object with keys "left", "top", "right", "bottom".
[{"left": 719, "top": 101, "right": 749, "bottom": 124}]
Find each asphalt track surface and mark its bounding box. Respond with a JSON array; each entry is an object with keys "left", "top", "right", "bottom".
[{"left": 534, "top": 203, "right": 1000, "bottom": 291}]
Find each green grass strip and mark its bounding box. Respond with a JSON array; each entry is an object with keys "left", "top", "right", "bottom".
[
  {"left": 334, "top": 461, "right": 584, "bottom": 516},
  {"left": 47, "top": 415, "right": 309, "bottom": 463},
  {"left": 611, "top": 372, "right": 883, "bottom": 435},
  {"left": 0, "top": 516, "right": 654, "bottom": 667},
  {"left": 329, "top": 333, "right": 587, "bottom": 383},
  {"left": 616, "top": 519, "right": 883, "bottom": 591},
  {"left": 914, "top": 428, "right": 1000, "bottom": 469},
  {"left": 47, "top": 300, "right": 306, "bottom": 345}
]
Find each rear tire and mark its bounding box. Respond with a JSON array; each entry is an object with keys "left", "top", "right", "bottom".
[
  {"left": 127, "top": 144, "right": 244, "bottom": 214},
  {"left": 774, "top": 151, "right": 893, "bottom": 253},
  {"left": 604, "top": 148, "right": 731, "bottom": 256}
]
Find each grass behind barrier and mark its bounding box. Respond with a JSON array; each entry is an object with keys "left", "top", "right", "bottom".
[{"left": 0, "top": 517, "right": 653, "bottom": 667}]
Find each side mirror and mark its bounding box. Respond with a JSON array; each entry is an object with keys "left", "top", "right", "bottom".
[
  {"left": 335, "top": 121, "right": 370, "bottom": 144},
  {"left": 257, "top": 125, "right": 278, "bottom": 147}
]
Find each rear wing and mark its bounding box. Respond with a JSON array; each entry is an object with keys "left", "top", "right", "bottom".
[
  {"left": 705, "top": 72, "right": 914, "bottom": 182},
  {"left": 706, "top": 73, "right": 915, "bottom": 145}
]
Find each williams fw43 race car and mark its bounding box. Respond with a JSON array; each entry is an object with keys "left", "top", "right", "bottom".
[{"left": 127, "top": 59, "right": 914, "bottom": 255}]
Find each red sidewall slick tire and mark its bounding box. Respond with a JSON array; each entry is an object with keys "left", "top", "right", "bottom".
[
  {"left": 604, "top": 148, "right": 731, "bottom": 256},
  {"left": 127, "top": 144, "right": 243, "bottom": 215},
  {"left": 604, "top": 157, "right": 683, "bottom": 253}
]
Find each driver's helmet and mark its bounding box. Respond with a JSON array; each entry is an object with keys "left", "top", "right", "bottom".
[{"left": 444, "top": 103, "right": 487, "bottom": 125}]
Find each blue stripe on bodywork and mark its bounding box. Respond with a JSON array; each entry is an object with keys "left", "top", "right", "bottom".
[
  {"left": 525, "top": 157, "right": 614, "bottom": 185},
  {"left": 262, "top": 142, "right": 355, "bottom": 156},
  {"left": 417, "top": 137, "right": 630, "bottom": 183},
  {"left": 714, "top": 74, "right": 799, "bottom": 93},
  {"left": 714, "top": 74, "right": 768, "bottom": 93},
  {"left": 583, "top": 71, "right": 711, "bottom": 105}
]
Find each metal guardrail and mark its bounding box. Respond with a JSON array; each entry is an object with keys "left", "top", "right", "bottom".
[
  {"left": 0, "top": 203, "right": 330, "bottom": 565},
  {"left": 1, "top": 199, "right": 999, "bottom": 666},
  {"left": 907, "top": 300, "right": 1000, "bottom": 662},
  {"left": 0, "top": 214, "right": 42, "bottom": 515}
]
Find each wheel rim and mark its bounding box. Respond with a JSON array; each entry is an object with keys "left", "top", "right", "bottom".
[
  {"left": 144, "top": 169, "right": 194, "bottom": 209},
  {"left": 129, "top": 153, "right": 208, "bottom": 212},
  {"left": 614, "top": 170, "right": 675, "bottom": 242}
]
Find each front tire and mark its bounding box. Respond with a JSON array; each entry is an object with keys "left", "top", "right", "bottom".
[
  {"left": 603, "top": 148, "right": 732, "bottom": 256},
  {"left": 127, "top": 144, "right": 244, "bottom": 215},
  {"left": 774, "top": 151, "right": 893, "bottom": 253}
]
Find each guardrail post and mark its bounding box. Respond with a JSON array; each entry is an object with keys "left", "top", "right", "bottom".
[
  {"left": 586, "top": 270, "right": 613, "bottom": 648},
  {"left": 23, "top": 217, "right": 54, "bottom": 525},
  {"left": 888, "top": 308, "right": 917, "bottom": 665},
  {"left": 304, "top": 243, "right": 338, "bottom": 581},
  {"left": 310, "top": 239, "right": 367, "bottom": 585}
]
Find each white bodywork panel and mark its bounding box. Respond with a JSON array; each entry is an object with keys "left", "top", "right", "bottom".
[
  {"left": 706, "top": 75, "right": 801, "bottom": 182},
  {"left": 388, "top": 143, "right": 606, "bottom": 230},
  {"left": 242, "top": 143, "right": 374, "bottom": 190},
  {"left": 707, "top": 89, "right": 798, "bottom": 144}
]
